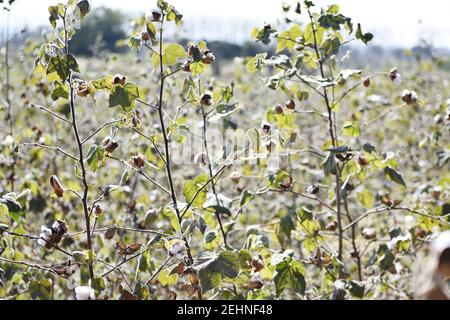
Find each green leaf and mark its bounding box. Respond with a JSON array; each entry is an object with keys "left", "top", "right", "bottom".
[
  {"left": 51, "top": 81, "right": 69, "bottom": 101},
  {"left": 190, "top": 61, "right": 208, "bottom": 76},
  {"left": 0, "top": 196, "right": 22, "bottom": 222},
  {"left": 327, "top": 146, "right": 352, "bottom": 154},
  {"left": 73, "top": 251, "right": 87, "bottom": 263},
  {"left": 109, "top": 83, "right": 140, "bottom": 111},
  {"left": 356, "top": 23, "right": 373, "bottom": 45},
  {"left": 204, "top": 230, "right": 217, "bottom": 243},
  {"left": 203, "top": 193, "right": 232, "bottom": 216},
  {"left": 279, "top": 214, "right": 295, "bottom": 238},
  {"left": 384, "top": 167, "right": 406, "bottom": 187},
  {"left": 193, "top": 250, "right": 240, "bottom": 293},
  {"left": 237, "top": 249, "right": 253, "bottom": 270},
  {"left": 47, "top": 54, "right": 79, "bottom": 82},
  {"left": 163, "top": 43, "right": 187, "bottom": 66},
  {"left": 318, "top": 13, "right": 348, "bottom": 30},
  {"left": 246, "top": 53, "right": 267, "bottom": 73},
  {"left": 91, "top": 75, "right": 113, "bottom": 91},
  {"left": 269, "top": 170, "right": 292, "bottom": 189},
  {"left": 363, "top": 143, "right": 376, "bottom": 153},
  {"left": 273, "top": 257, "right": 306, "bottom": 296},
  {"left": 30, "top": 279, "right": 52, "bottom": 300},
  {"left": 322, "top": 153, "right": 337, "bottom": 176},
  {"left": 342, "top": 121, "right": 361, "bottom": 137},
  {"left": 183, "top": 173, "right": 209, "bottom": 209},
  {"left": 0, "top": 197, "right": 22, "bottom": 213},
  {"left": 357, "top": 189, "right": 374, "bottom": 209},
  {"left": 208, "top": 104, "right": 237, "bottom": 122},
  {"left": 85, "top": 144, "right": 105, "bottom": 172},
  {"left": 276, "top": 24, "right": 302, "bottom": 53},
  {"left": 239, "top": 189, "right": 254, "bottom": 207},
  {"left": 251, "top": 25, "right": 276, "bottom": 45},
  {"left": 146, "top": 22, "right": 157, "bottom": 40},
  {"left": 48, "top": 5, "right": 60, "bottom": 29},
  {"left": 321, "top": 37, "right": 341, "bottom": 57}
]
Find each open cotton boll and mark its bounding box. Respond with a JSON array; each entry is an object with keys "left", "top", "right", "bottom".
[
  {"left": 168, "top": 240, "right": 187, "bottom": 260},
  {"left": 431, "top": 231, "right": 450, "bottom": 256},
  {"left": 413, "top": 231, "right": 450, "bottom": 299},
  {"left": 37, "top": 238, "right": 47, "bottom": 247},
  {"left": 75, "top": 286, "right": 95, "bottom": 300},
  {"left": 40, "top": 226, "right": 52, "bottom": 237},
  {"left": 404, "top": 215, "right": 415, "bottom": 229}
]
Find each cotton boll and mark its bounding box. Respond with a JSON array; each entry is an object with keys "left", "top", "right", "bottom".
[
  {"left": 168, "top": 240, "right": 187, "bottom": 260},
  {"left": 431, "top": 231, "right": 450, "bottom": 256},
  {"left": 75, "top": 286, "right": 95, "bottom": 300},
  {"left": 37, "top": 238, "right": 47, "bottom": 247},
  {"left": 404, "top": 215, "right": 415, "bottom": 229},
  {"left": 40, "top": 226, "right": 52, "bottom": 237},
  {"left": 393, "top": 74, "right": 402, "bottom": 85}
]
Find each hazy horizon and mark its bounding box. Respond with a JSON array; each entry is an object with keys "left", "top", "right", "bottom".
[{"left": 2, "top": 0, "right": 450, "bottom": 48}]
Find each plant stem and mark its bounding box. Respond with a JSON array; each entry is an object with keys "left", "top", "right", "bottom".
[
  {"left": 307, "top": 8, "right": 344, "bottom": 279},
  {"left": 154, "top": 14, "right": 197, "bottom": 299},
  {"left": 63, "top": 11, "right": 94, "bottom": 283},
  {"left": 4, "top": 9, "right": 15, "bottom": 191},
  {"left": 200, "top": 101, "right": 229, "bottom": 249},
  {"left": 156, "top": 14, "right": 183, "bottom": 231},
  {"left": 343, "top": 195, "right": 362, "bottom": 281},
  {"left": 69, "top": 74, "right": 94, "bottom": 283}
]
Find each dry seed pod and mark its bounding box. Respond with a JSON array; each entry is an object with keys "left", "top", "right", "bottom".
[
  {"left": 307, "top": 185, "right": 320, "bottom": 195},
  {"left": 182, "top": 60, "right": 191, "bottom": 72},
  {"left": 273, "top": 103, "right": 284, "bottom": 114},
  {"left": 141, "top": 31, "right": 150, "bottom": 42},
  {"left": 150, "top": 9, "right": 161, "bottom": 22},
  {"left": 169, "top": 262, "right": 186, "bottom": 275},
  {"left": 202, "top": 51, "right": 215, "bottom": 65},
  {"left": 118, "top": 285, "right": 138, "bottom": 300},
  {"left": 187, "top": 270, "right": 199, "bottom": 285},
  {"left": 168, "top": 291, "right": 177, "bottom": 300},
  {"left": 389, "top": 68, "right": 401, "bottom": 85},
  {"left": 200, "top": 92, "right": 213, "bottom": 107},
  {"left": 93, "top": 204, "right": 103, "bottom": 216},
  {"left": 251, "top": 256, "right": 265, "bottom": 272},
  {"left": 363, "top": 78, "right": 371, "bottom": 87},
  {"left": 362, "top": 228, "right": 376, "bottom": 240},
  {"left": 104, "top": 139, "right": 119, "bottom": 153},
  {"left": 104, "top": 226, "right": 117, "bottom": 240},
  {"left": 112, "top": 74, "right": 126, "bottom": 86},
  {"left": 402, "top": 90, "right": 418, "bottom": 105},
  {"left": 76, "top": 0, "right": 91, "bottom": 18},
  {"left": 280, "top": 175, "right": 293, "bottom": 190},
  {"left": 358, "top": 156, "right": 369, "bottom": 166},
  {"left": 416, "top": 228, "right": 427, "bottom": 239},
  {"left": 286, "top": 99, "right": 296, "bottom": 110},
  {"left": 77, "top": 83, "right": 90, "bottom": 97},
  {"left": 38, "top": 220, "right": 67, "bottom": 249},
  {"left": 261, "top": 122, "right": 271, "bottom": 134},
  {"left": 325, "top": 220, "right": 338, "bottom": 232},
  {"left": 431, "top": 188, "right": 441, "bottom": 200},
  {"left": 50, "top": 175, "right": 64, "bottom": 198},
  {"left": 248, "top": 273, "right": 264, "bottom": 290},
  {"left": 132, "top": 155, "right": 146, "bottom": 169},
  {"left": 229, "top": 171, "right": 241, "bottom": 184}
]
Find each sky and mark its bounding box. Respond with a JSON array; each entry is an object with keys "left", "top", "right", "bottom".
[{"left": 3, "top": 0, "right": 450, "bottom": 48}]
